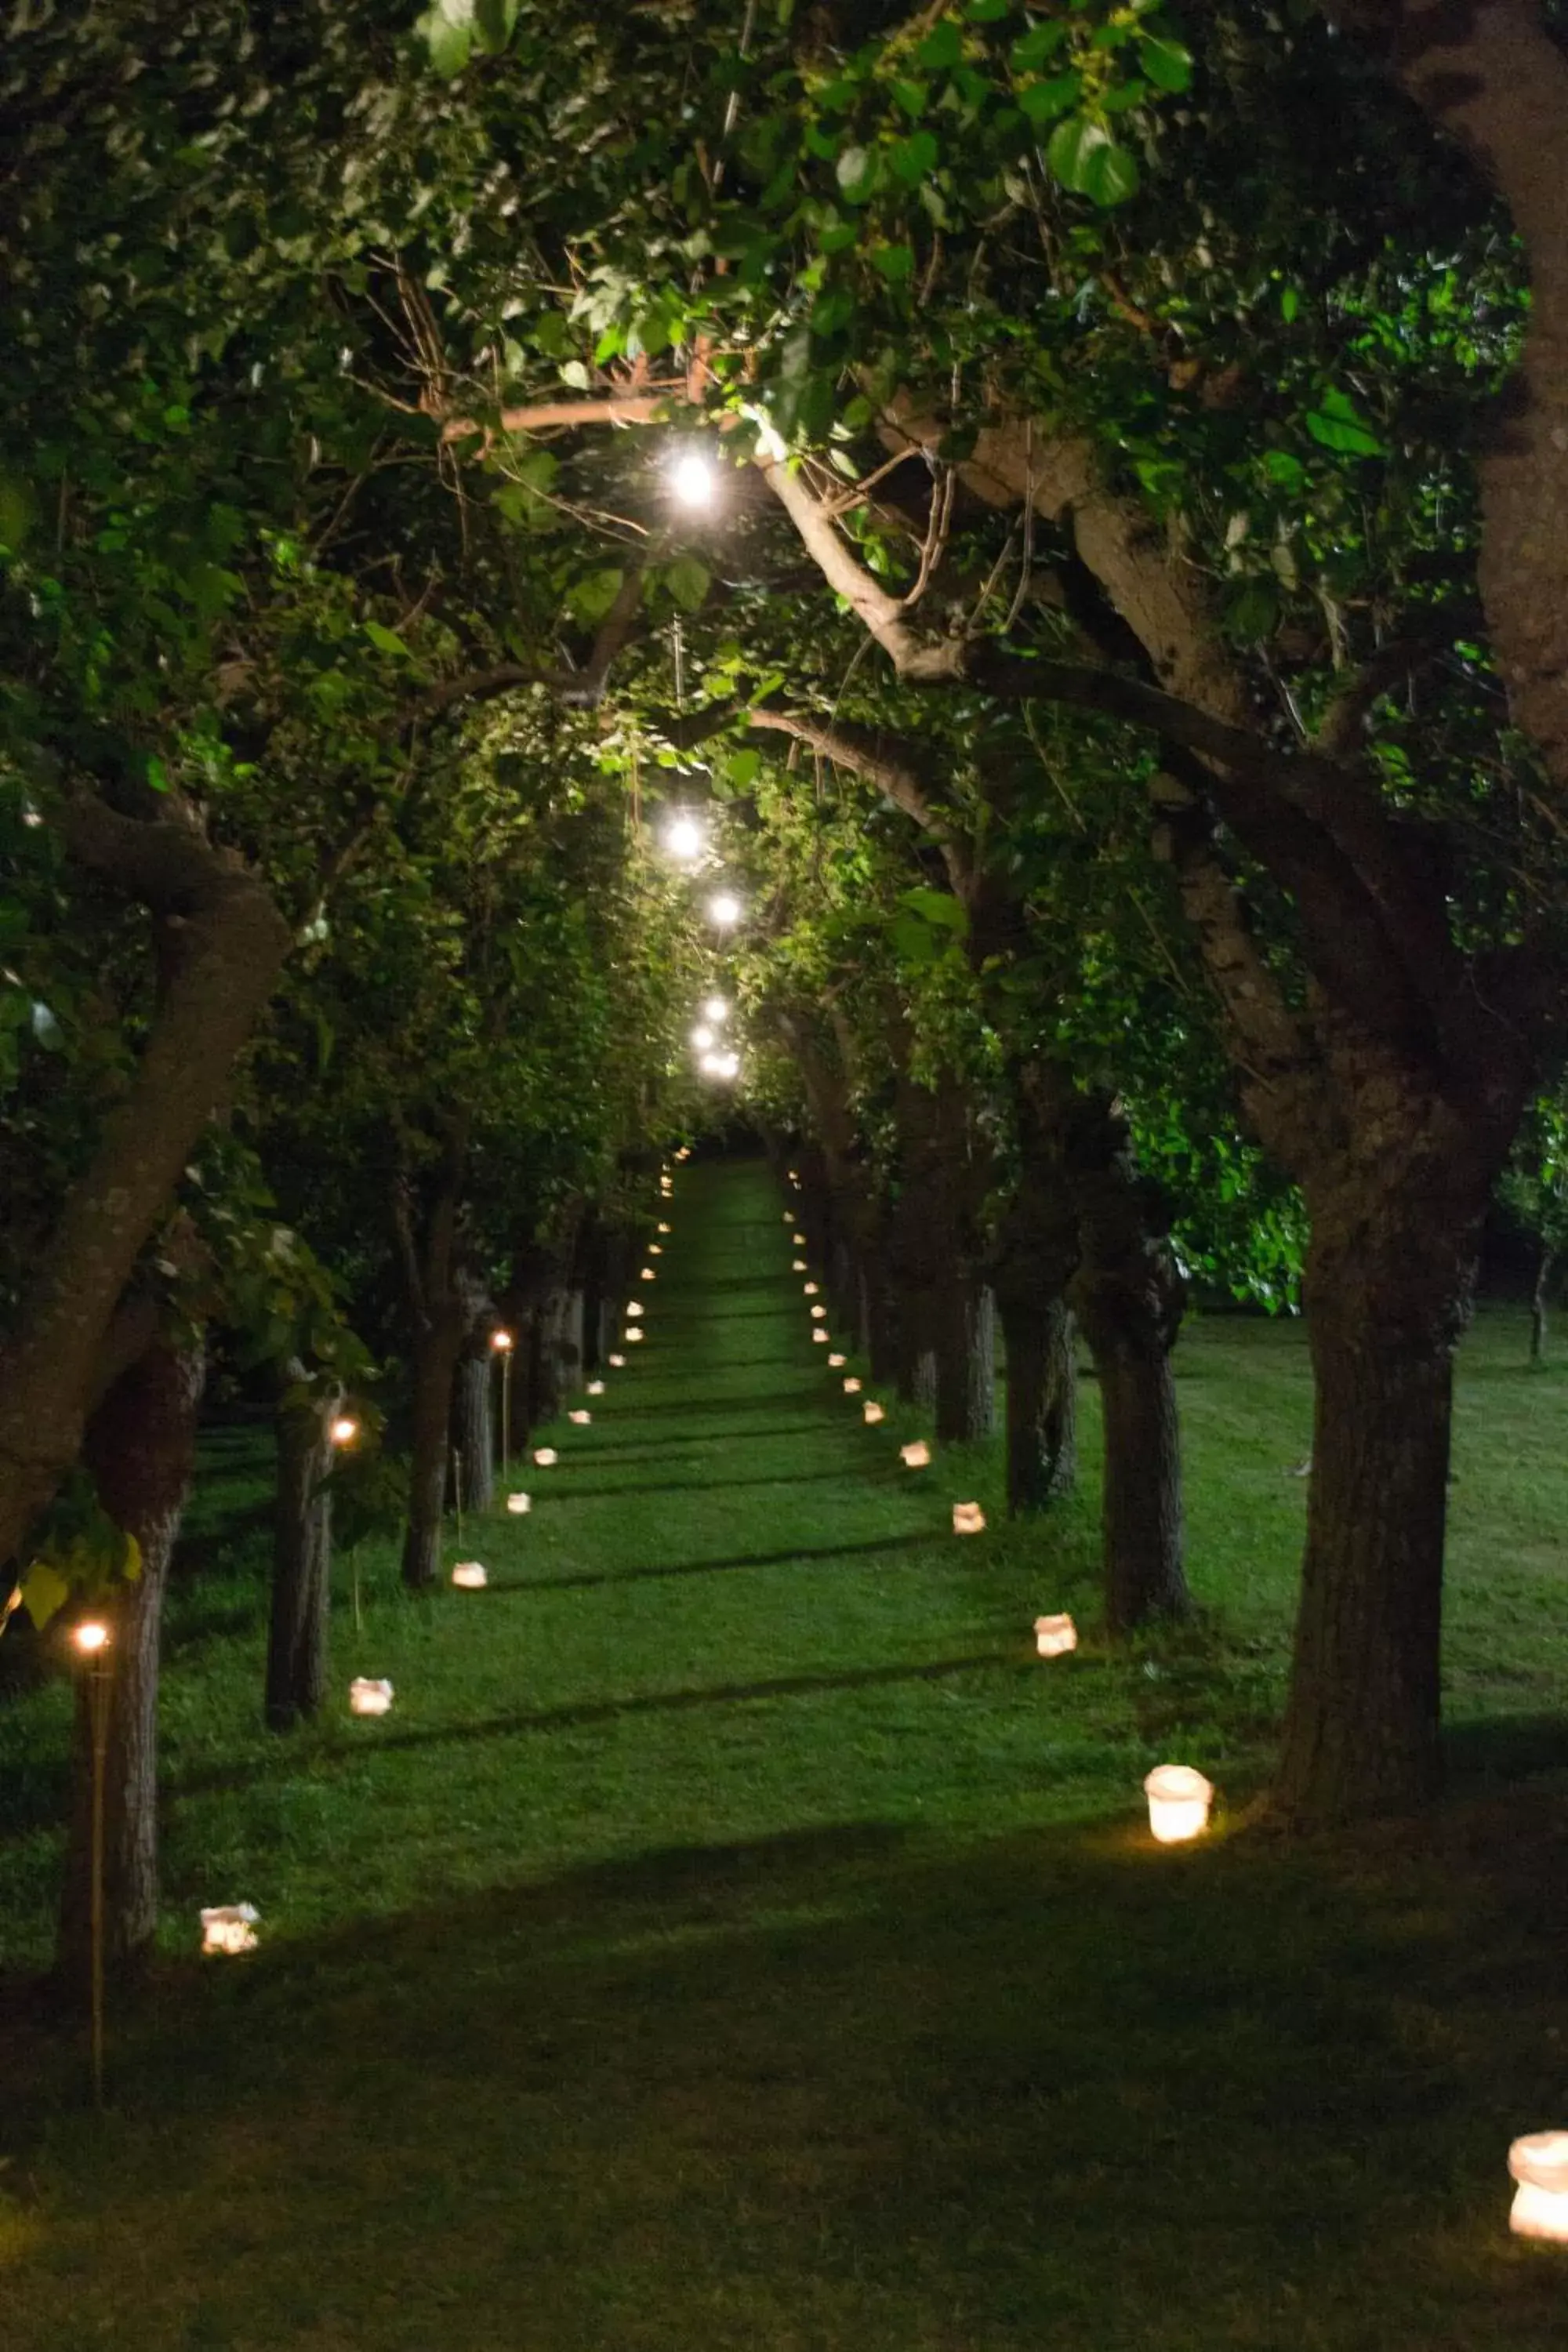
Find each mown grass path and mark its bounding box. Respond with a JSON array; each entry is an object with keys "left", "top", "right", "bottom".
[{"left": 3, "top": 1161, "right": 1567, "bottom": 2350}]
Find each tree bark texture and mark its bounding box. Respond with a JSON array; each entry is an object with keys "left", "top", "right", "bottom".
[
  {"left": 401, "top": 1308, "right": 464, "bottom": 1588},
  {"left": 1531, "top": 1243, "right": 1552, "bottom": 1366},
  {"left": 998, "top": 1294, "right": 1078, "bottom": 1515},
  {"left": 935, "top": 1279, "right": 996, "bottom": 1443},
  {"left": 1069, "top": 1122, "right": 1192, "bottom": 1633},
  {"left": 453, "top": 1352, "right": 496, "bottom": 1507},
  {"left": 58, "top": 1335, "right": 206, "bottom": 1987},
  {"left": 0, "top": 800, "right": 289, "bottom": 1570},
  {"left": 1271, "top": 1171, "right": 1491, "bottom": 1824},
  {"left": 264, "top": 1369, "right": 336, "bottom": 1730}
]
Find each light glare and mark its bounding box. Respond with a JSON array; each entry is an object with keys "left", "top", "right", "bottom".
[
  {"left": 670, "top": 448, "right": 716, "bottom": 508},
  {"left": 665, "top": 813, "right": 704, "bottom": 862}
]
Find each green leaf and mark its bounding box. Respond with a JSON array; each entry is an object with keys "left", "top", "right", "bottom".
[
  {"left": 967, "top": 0, "right": 1010, "bottom": 19},
  {"left": 416, "top": 0, "right": 474, "bottom": 77},
  {"left": 567, "top": 568, "right": 626, "bottom": 624},
  {"left": 18, "top": 1559, "right": 70, "bottom": 1633},
  {"left": 1011, "top": 20, "right": 1068, "bottom": 72},
  {"left": 835, "top": 145, "right": 877, "bottom": 202},
  {"left": 902, "top": 884, "right": 968, "bottom": 932},
  {"left": 1018, "top": 71, "right": 1081, "bottom": 125},
  {"left": 364, "top": 621, "right": 412, "bottom": 658},
  {"left": 726, "top": 749, "right": 762, "bottom": 789},
  {"left": 1082, "top": 132, "right": 1140, "bottom": 206},
  {"left": 1304, "top": 388, "right": 1386, "bottom": 457},
  {"left": 663, "top": 555, "right": 711, "bottom": 613},
  {"left": 474, "top": 0, "right": 518, "bottom": 51},
  {"left": 1262, "top": 448, "right": 1306, "bottom": 492},
  {"left": 891, "top": 129, "right": 939, "bottom": 184},
  {"left": 871, "top": 242, "right": 916, "bottom": 284},
  {"left": 1138, "top": 33, "right": 1192, "bottom": 91},
  {"left": 916, "top": 19, "right": 964, "bottom": 71},
  {"left": 1279, "top": 284, "right": 1299, "bottom": 323}
]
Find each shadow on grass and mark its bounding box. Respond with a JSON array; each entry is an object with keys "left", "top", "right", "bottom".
[
  {"left": 170, "top": 1648, "right": 1017, "bottom": 1795},
  {"left": 575, "top": 1389, "right": 822, "bottom": 1421},
  {"left": 537, "top": 1468, "right": 890, "bottom": 1501},
  {"left": 532, "top": 1421, "right": 845, "bottom": 1461},
  {"left": 1444, "top": 1711, "right": 1568, "bottom": 1782},
  {"left": 7, "top": 1806, "right": 1567, "bottom": 2352},
  {"left": 494, "top": 1529, "right": 936, "bottom": 1589}
]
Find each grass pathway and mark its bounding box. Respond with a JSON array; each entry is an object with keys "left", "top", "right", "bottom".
[{"left": 3, "top": 1160, "right": 1567, "bottom": 2349}]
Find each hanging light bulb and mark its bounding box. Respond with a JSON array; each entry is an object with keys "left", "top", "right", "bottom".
[
  {"left": 702, "top": 995, "right": 728, "bottom": 1022},
  {"left": 670, "top": 447, "right": 717, "bottom": 508},
  {"left": 708, "top": 891, "right": 742, "bottom": 928},
  {"left": 664, "top": 812, "right": 704, "bottom": 862},
  {"left": 691, "top": 1024, "right": 715, "bottom": 1051}
]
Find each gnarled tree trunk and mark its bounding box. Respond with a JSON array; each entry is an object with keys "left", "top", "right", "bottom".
[
  {"left": 265, "top": 1366, "right": 336, "bottom": 1730},
  {"left": 0, "top": 797, "right": 289, "bottom": 1570},
  {"left": 58, "top": 1335, "right": 206, "bottom": 1988}
]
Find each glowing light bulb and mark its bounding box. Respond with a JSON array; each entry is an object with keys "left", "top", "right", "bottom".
[
  {"left": 691, "top": 1024, "right": 715, "bottom": 1051},
  {"left": 491, "top": 1329, "right": 514, "bottom": 1352},
  {"left": 665, "top": 813, "right": 704, "bottom": 862},
  {"left": 708, "top": 891, "right": 742, "bottom": 927},
  {"left": 670, "top": 448, "right": 716, "bottom": 508},
  {"left": 329, "top": 1416, "right": 360, "bottom": 1447},
  {"left": 73, "top": 1621, "right": 110, "bottom": 1655},
  {"left": 702, "top": 996, "right": 728, "bottom": 1022}
]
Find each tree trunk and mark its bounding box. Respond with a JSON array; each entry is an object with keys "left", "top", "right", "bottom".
[
  {"left": 58, "top": 1336, "right": 206, "bottom": 1988},
  {"left": 264, "top": 1370, "right": 336, "bottom": 1730},
  {"left": 1087, "top": 1321, "right": 1189, "bottom": 1635},
  {"left": 0, "top": 804, "right": 289, "bottom": 1569},
  {"left": 528, "top": 1287, "right": 571, "bottom": 1424},
  {"left": 935, "top": 1279, "right": 995, "bottom": 1443},
  {"left": 999, "top": 1294, "right": 1077, "bottom": 1515},
  {"left": 1531, "top": 1243, "right": 1553, "bottom": 1367},
  {"left": 865, "top": 1236, "right": 902, "bottom": 1387},
  {"left": 452, "top": 1351, "right": 495, "bottom": 1512},
  {"left": 1272, "top": 1216, "right": 1476, "bottom": 1824},
  {"left": 401, "top": 1311, "right": 463, "bottom": 1588},
  {"left": 897, "top": 1286, "right": 940, "bottom": 1411}
]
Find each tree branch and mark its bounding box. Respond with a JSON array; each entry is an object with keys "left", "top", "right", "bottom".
[
  {"left": 440, "top": 387, "right": 688, "bottom": 445},
  {"left": 0, "top": 804, "right": 292, "bottom": 1566}
]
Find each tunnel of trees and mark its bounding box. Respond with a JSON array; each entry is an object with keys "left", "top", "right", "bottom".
[{"left": 4, "top": 0, "right": 1568, "bottom": 1985}]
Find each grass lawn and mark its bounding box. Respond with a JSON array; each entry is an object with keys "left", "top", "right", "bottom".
[{"left": 2, "top": 1158, "right": 1566, "bottom": 2348}]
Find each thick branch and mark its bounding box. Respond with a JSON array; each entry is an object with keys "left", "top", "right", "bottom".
[
  {"left": 0, "top": 810, "right": 292, "bottom": 1565},
  {"left": 402, "top": 561, "right": 649, "bottom": 732},
  {"left": 774, "top": 421, "right": 1471, "bottom": 1054},
  {"left": 746, "top": 706, "right": 971, "bottom": 891},
  {"left": 441, "top": 389, "right": 686, "bottom": 445}
]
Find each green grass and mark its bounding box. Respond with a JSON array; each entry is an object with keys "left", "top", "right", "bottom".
[{"left": 2, "top": 1159, "right": 1567, "bottom": 2348}]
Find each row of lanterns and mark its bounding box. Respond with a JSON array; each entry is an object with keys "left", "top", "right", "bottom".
[
  {"left": 789, "top": 1187, "right": 1222, "bottom": 1853},
  {"left": 170, "top": 1136, "right": 1568, "bottom": 2251},
  {"left": 196, "top": 1160, "right": 682, "bottom": 1953}
]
